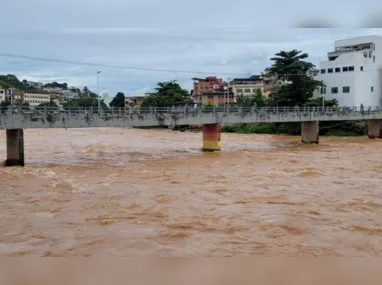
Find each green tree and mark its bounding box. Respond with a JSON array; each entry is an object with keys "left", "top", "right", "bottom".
[
  {"left": 306, "top": 97, "right": 338, "bottom": 107},
  {"left": 1, "top": 99, "right": 30, "bottom": 110},
  {"left": 141, "top": 81, "right": 190, "bottom": 107},
  {"left": 36, "top": 100, "right": 59, "bottom": 109},
  {"left": 109, "top": 92, "right": 125, "bottom": 108},
  {"left": 0, "top": 74, "right": 39, "bottom": 92},
  {"left": 267, "top": 50, "right": 322, "bottom": 106},
  {"left": 62, "top": 97, "right": 108, "bottom": 110},
  {"left": 83, "top": 86, "right": 90, "bottom": 95}
]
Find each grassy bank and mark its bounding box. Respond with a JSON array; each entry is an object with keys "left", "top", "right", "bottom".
[{"left": 221, "top": 121, "right": 367, "bottom": 136}]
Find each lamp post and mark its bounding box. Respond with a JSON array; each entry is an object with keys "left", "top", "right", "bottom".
[
  {"left": 322, "top": 85, "right": 326, "bottom": 108},
  {"left": 97, "top": 71, "right": 101, "bottom": 108},
  {"left": 224, "top": 78, "right": 231, "bottom": 111}
]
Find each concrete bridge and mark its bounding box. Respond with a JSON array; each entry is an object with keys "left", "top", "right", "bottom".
[{"left": 1, "top": 106, "right": 382, "bottom": 166}]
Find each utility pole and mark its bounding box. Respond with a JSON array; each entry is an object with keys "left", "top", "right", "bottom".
[
  {"left": 225, "top": 78, "right": 231, "bottom": 110},
  {"left": 97, "top": 71, "right": 101, "bottom": 108},
  {"left": 223, "top": 85, "right": 228, "bottom": 111},
  {"left": 322, "top": 85, "right": 325, "bottom": 108}
]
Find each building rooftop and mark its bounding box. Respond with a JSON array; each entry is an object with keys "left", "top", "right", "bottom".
[
  {"left": 335, "top": 35, "right": 382, "bottom": 48},
  {"left": 231, "top": 75, "right": 264, "bottom": 84}
]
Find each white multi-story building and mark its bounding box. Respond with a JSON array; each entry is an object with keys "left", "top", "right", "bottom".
[
  {"left": 315, "top": 35, "right": 382, "bottom": 108},
  {"left": 23, "top": 93, "right": 51, "bottom": 107}
]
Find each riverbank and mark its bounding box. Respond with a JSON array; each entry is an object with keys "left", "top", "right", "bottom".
[{"left": 139, "top": 121, "right": 368, "bottom": 137}]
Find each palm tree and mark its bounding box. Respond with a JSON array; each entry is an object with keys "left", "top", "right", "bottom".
[{"left": 267, "top": 49, "right": 322, "bottom": 106}]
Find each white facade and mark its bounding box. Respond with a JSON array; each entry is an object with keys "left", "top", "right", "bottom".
[
  {"left": 23, "top": 93, "right": 51, "bottom": 107},
  {"left": 0, "top": 89, "right": 5, "bottom": 103},
  {"left": 314, "top": 35, "right": 382, "bottom": 108},
  {"left": 231, "top": 83, "right": 264, "bottom": 97}
]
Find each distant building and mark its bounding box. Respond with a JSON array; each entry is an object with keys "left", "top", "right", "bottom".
[
  {"left": 192, "top": 76, "right": 226, "bottom": 104},
  {"left": 23, "top": 92, "right": 51, "bottom": 107},
  {"left": 314, "top": 35, "right": 382, "bottom": 107},
  {"left": 6, "top": 89, "right": 25, "bottom": 102},
  {"left": 201, "top": 85, "right": 234, "bottom": 106},
  {"left": 61, "top": 90, "right": 78, "bottom": 100},
  {"left": 0, "top": 88, "right": 5, "bottom": 103},
  {"left": 230, "top": 75, "right": 265, "bottom": 98},
  {"left": 43, "top": 87, "right": 64, "bottom": 93},
  {"left": 125, "top": 94, "right": 147, "bottom": 108},
  {"left": 26, "top": 81, "right": 44, "bottom": 88}
]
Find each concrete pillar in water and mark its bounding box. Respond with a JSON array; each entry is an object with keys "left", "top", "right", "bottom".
[
  {"left": 202, "top": 123, "right": 221, "bottom": 151},
  {"left": 367, "top": 119, "right": 382, "bottom": 139},
  {"left": 301, "top": 121, "right": 319, "bottom": 144},
  {"left": 5, "top": 129, "right": 25, "bottom": 167}
]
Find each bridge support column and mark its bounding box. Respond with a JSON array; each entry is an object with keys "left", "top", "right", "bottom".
[
  {"left": 301, "top": 121, "right": 319, "bottom": 144},
  {"left": 367, "top": 119, "right": 382, "bottom": 139},
  {"left": 202, "top": 123, "right": 221, "bottom": 151},
  {"left": 5, "top": 129, "right": 25, "bottom": 167}
]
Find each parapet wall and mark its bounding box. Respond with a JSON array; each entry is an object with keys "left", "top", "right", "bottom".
[{"left": 1, "top": 107, "right": 382, "bottom": 129}]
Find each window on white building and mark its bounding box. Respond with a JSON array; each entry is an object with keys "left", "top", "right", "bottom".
[
  {"left": 328, "top": 68, "right": 333, "bottom": 73},
  {"left": 320, "top": 69, "right": 326, "bottom": 74},
  {"left": 237, "top": 89, "right": 243, "bottom": 92},
  {"left": 360, "top": 66, "right": 364, "bottom": 71},
  {"left": 343, "top": 67, "right": 349, "bottom": 72},
  {"left": 320, "top": 87, "right": 326, "bottom": 95},
  {"left": 349, "top": 66, "right": 354, "bottom": 71},
  {"left": 343, "top": 86, "right": 350, "bottom": 93},
  {"left": 331, "top": 87, "right": 338, "bottom": 94},
  {"left": 373, "top": 56, "right": 375, "bottom": 63},
  {"left": 244, "top": 89, "right": 251, "bottom": 93},
  {"left": 335, "top": 67, "right": 341, "bottom": 73},
  {"left": 371, "top": 86, "right": 374, "bottom": 92}
]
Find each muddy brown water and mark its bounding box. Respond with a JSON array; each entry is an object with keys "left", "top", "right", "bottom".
[{"left": 0, "top": 128, "right": 381, "bottom": 256}]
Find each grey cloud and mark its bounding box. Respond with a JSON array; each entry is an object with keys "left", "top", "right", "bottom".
[
  {"left": 0, "top": 26, "right": 381, "bottom": 96},
  {"left": 1, "top": 0, "right": 381, "bottom": 30}
]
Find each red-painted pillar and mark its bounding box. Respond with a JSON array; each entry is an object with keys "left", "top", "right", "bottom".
[{"left": 202, "top": 123, "right": 221, "bottom": 151}]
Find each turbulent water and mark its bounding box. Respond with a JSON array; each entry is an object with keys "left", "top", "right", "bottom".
[{"left": 0, "top": 128, "right": 381, "bottom": 257}]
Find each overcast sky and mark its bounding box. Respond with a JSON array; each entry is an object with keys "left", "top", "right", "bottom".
[{"left": 1, "top": 1, "right": 382, "bottom": 101}]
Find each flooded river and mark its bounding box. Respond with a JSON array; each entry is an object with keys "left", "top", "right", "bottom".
[{"left": 0, "top": 128, "right": 381, "bottom": 257}]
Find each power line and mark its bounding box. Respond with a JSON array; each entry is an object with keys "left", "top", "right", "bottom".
[
  {"left": 0, "top": 52, "right": 249, "bottom": 76},
  {"left": 0, "top": 52, "right": 379, "bottom": 77}
]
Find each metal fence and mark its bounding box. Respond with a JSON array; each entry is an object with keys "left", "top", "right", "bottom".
[{"left": 0, "top": 105, "right": 381, "bottom": 115}]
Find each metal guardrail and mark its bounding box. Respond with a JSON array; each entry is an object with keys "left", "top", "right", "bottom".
[{"left": 0, "top": 105, "right": 380, "bottom": 115}]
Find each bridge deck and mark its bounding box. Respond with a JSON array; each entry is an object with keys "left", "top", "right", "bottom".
[{"left": 0, "top": 106, "right": 381, "bottom": 129}]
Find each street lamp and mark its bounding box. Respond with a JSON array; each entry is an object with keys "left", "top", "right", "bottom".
[
  {"left": 97, "top": 71, "right": 101, "bottom": 108},
  {"left": 322, "top": 84, "right": 326, "bottom": 108},
  {"left": 225, "top": 78, "right": 231, "bottom": 110}
]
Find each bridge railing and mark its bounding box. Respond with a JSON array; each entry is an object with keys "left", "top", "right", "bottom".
[{"left": 0, "top": 105, "right": 381, "bottom": 115}]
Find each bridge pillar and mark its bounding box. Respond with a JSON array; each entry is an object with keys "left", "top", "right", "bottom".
[
  {"left": 202, "top": 123, "right": 221, "bottom": 151},
  {"left": 301, "top": 121, "right": 319, "bottom": 144},
  {"left": 367, "top": 119, "right": 382, "bottom": 139},
  {"left": 5, "top": 129, "right": 25, "bottom": 167}
]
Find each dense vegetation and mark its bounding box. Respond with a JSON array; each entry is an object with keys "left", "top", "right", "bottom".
[
  {"left": 0, "top": 74, "right": 40, "bottom": 92},
  {"left": 109, "top": 92, "right": 125, "bottom": 108},
  {"left": 141, "top": 81, "right": 192, "bottom": 107}
]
